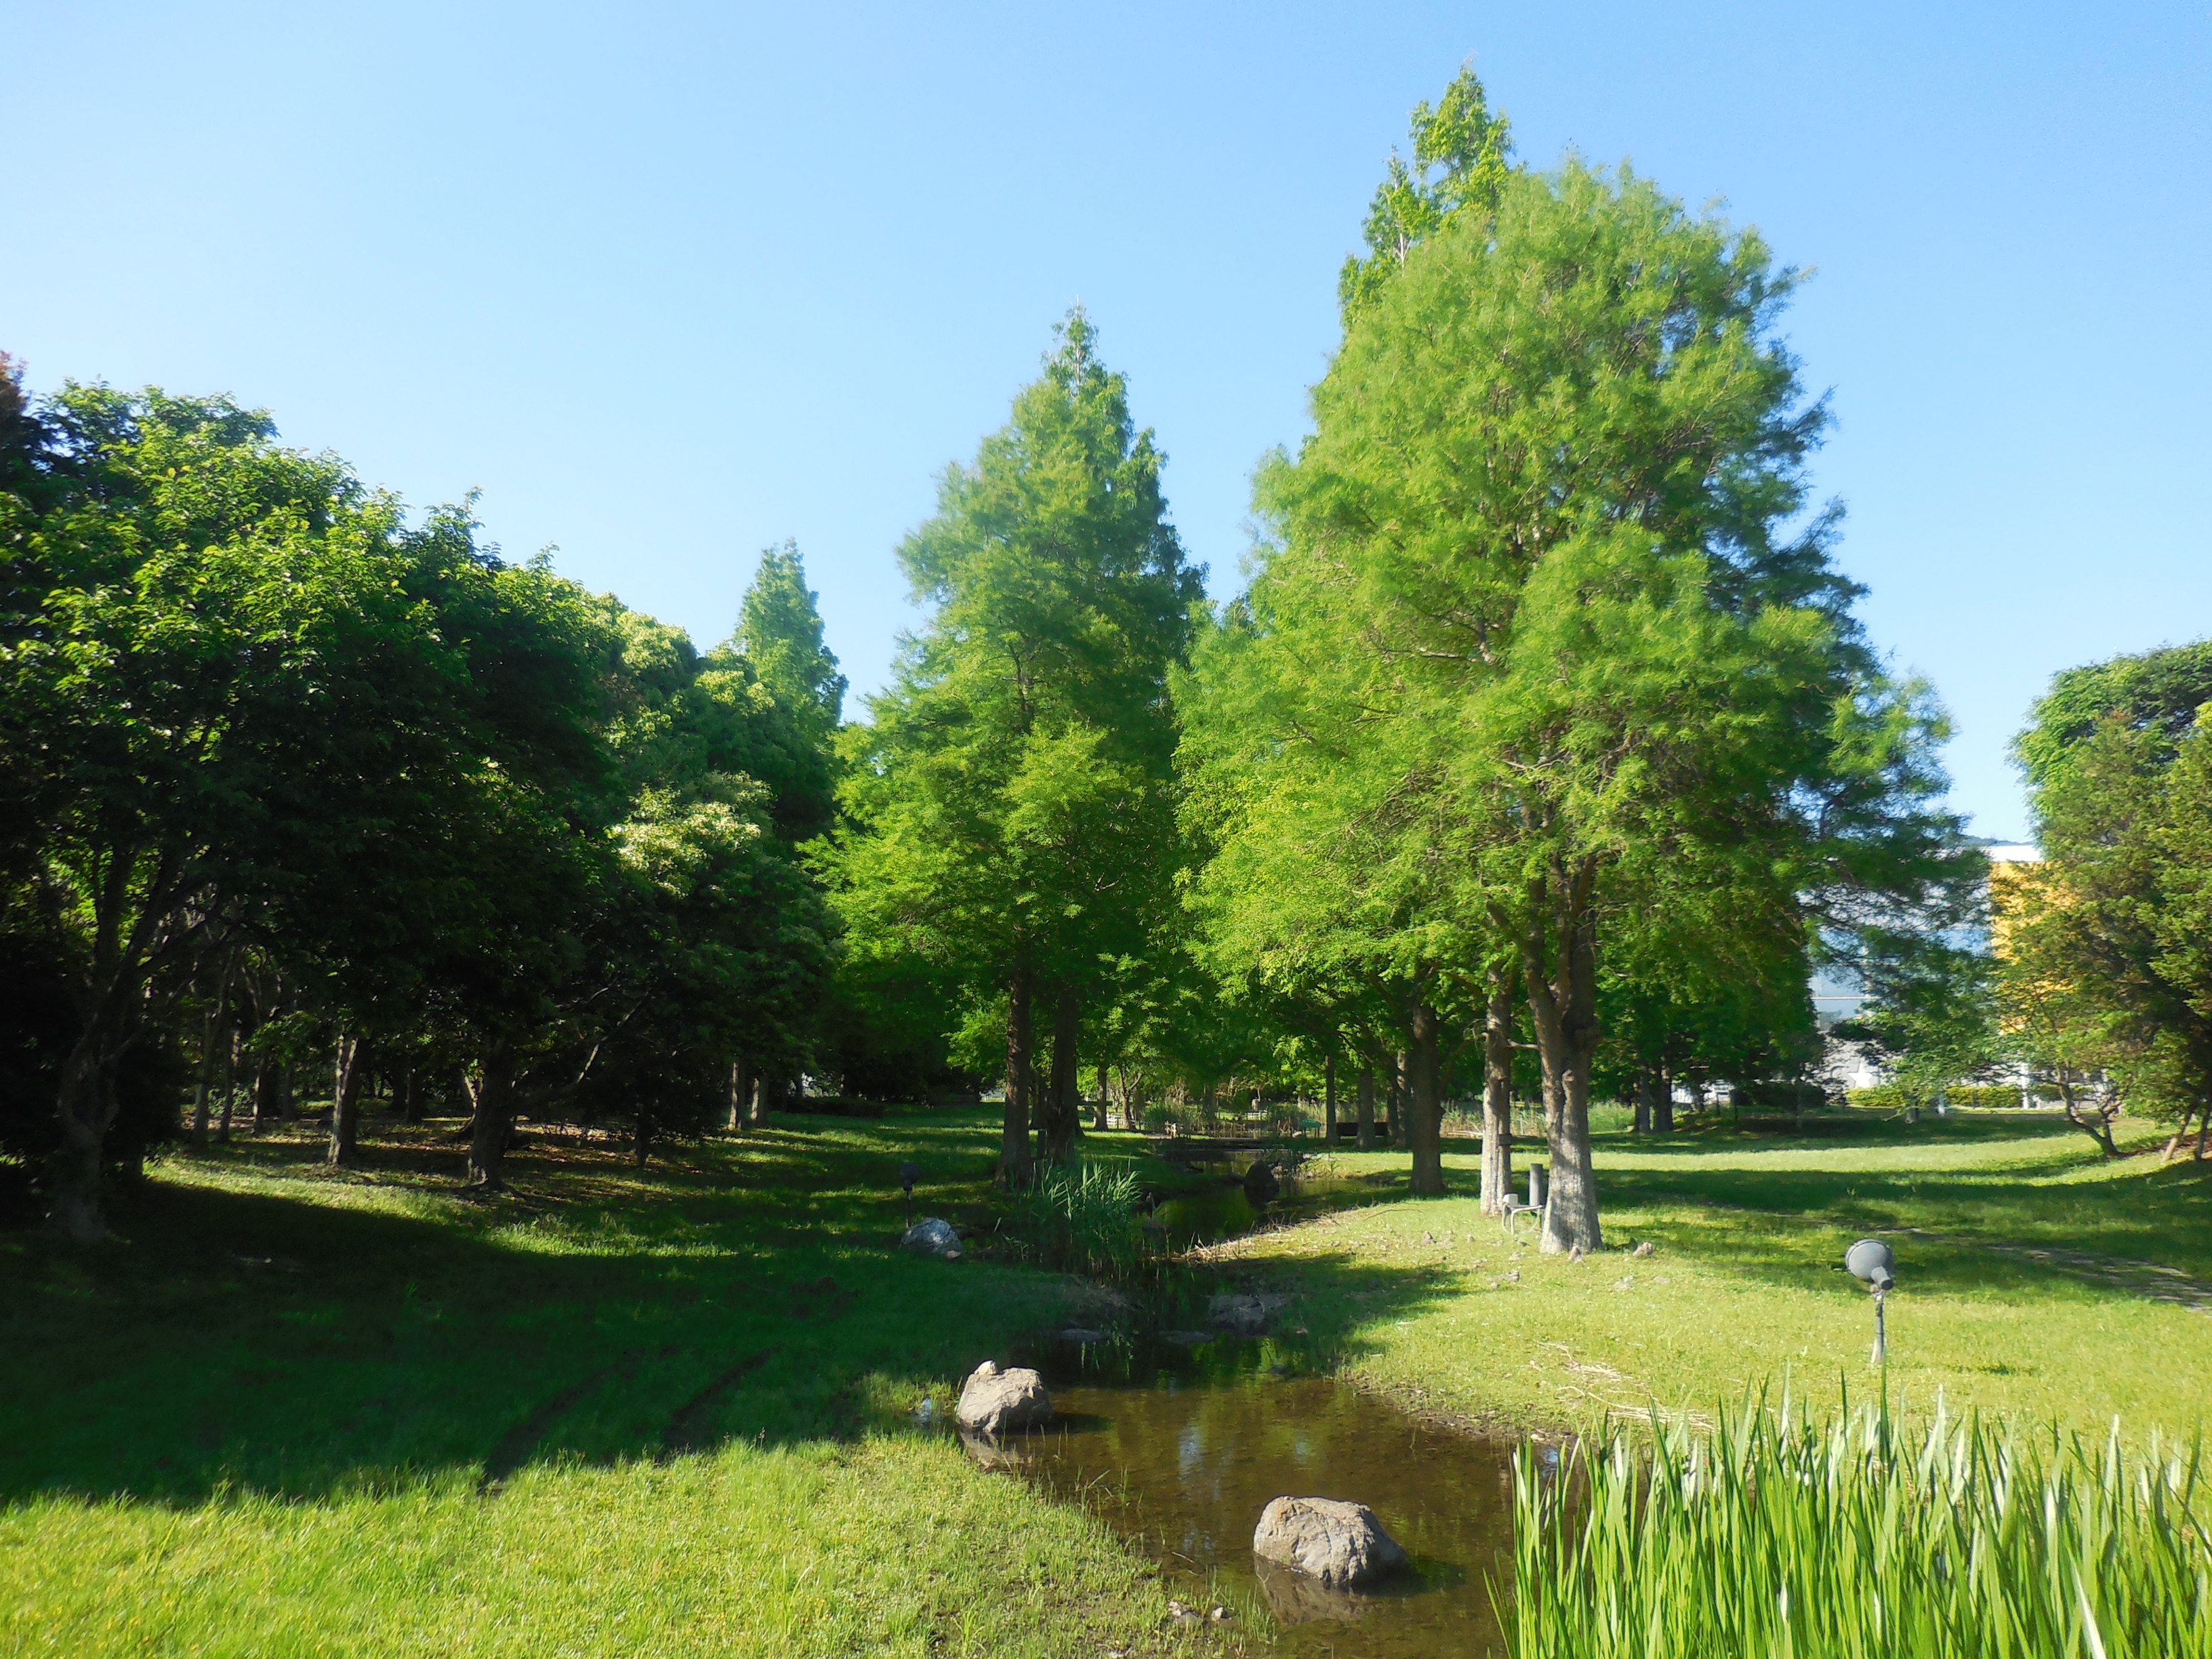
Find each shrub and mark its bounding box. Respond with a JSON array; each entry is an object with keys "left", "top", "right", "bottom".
[{"left": 1845, "top": 1082, "right": 2055, "bottom": 1110}]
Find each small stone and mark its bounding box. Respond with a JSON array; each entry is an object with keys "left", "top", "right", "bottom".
[
  {"left": 1160, "top": 1329, "right": 1214, "bottom": 1347},
  {"left": 1208, "top": 1605, "right": 1231, "bottom": 1621},
  {"left": 1059, "top": 1327, "right": 1107, "bottom": 1344},
  {"left": 1206, "top": 1292, "right": 1288, "bottom": 1336},
  {"left": 1505, "top": 1269, "right": 1520, "bottom": 1282},
  {"left": 1632, "top": 1240, "right": 1656, "bottom": 1257},
  {"left": 1569, "top": 1245, "right": 1584, "bottom": 1263},
  {"left": 1167, "top": 1599, "right": 1195, "bottom": 1620},
  {"left": 1614, "top": 1275, "right": 1634, "bottom": 1291},
  {"left": 1422, "top": 1231, "right": 1435, "bottom": 1244},
  {"left": 955, "top": 1360, "right": 1051, "bottom": 1437},
  {"left": 902, "top": 1217, "right": 963, "bottom": 1260},
  {"left": 1252, "top": 1496, "right": 1408, "bottom": 1588}
]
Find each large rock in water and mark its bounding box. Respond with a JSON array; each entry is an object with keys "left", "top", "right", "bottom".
[
  {"left": 955, "top": 1360, "right": 1052, "bottom": 1437},
  {"left": 902, "top": 1217, "right": 962, "bottom": 1259},
  {"left": 1251, "top": 1496, "right": 1407, "bottom": 1587}
]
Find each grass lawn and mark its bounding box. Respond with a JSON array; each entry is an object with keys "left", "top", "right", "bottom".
[
  {"left": 0, "top": 1112, "right": 1222, "bottom": 1659},
  {"left": 1213, "top": 1109, "right": 2212, "bottom": 1441},
  {"left": 7, "top": 1104, "right": 2207, "bottom": 1656}
]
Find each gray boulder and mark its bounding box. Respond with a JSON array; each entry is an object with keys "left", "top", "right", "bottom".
[
  {"left": 1207, "top": 1291, "right": 1288, "bottom": 1336},
  {"left": 902, "top": 1217, "right": 963, "bottom": 1260},
  {"left": 955, "top": 1360, "right": 1051, "bottom": 1437},
  {"left": 1251, "top": 1496, "right": 1407, "bottom": 1588}
]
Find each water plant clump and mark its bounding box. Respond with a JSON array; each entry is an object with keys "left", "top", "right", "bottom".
[
  {"left": 1014, "top": 1159, "right": 1143, "bottom": 1277},
  {"left": 1509, "top": 1397, "right": 2211, "bottom": 1658}
]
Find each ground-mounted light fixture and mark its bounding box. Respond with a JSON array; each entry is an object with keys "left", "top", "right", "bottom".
[
  {"left": 1844, "top": 1237, "right": 1896, "bottom": 1365},
  {"left": 899, "top": 1160, "right": 920, "bottom": 1227}
]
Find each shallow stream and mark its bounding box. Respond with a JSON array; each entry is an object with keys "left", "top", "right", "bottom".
[{"left": 974, "top": 1328, "right": 1522, "bottom": 1654}]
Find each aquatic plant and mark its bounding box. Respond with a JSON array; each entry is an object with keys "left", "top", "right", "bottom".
[
  {"left": 1016, "top": 1160, "right": 1142, "bottom": 1277},
  {"left": 1509, "top": 1395, "right": 2210, "bottom": 1658}
]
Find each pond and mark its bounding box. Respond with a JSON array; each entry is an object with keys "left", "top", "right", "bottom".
[{"left": 973, "top": 1328, "right": 1522, "bottom": 1657}]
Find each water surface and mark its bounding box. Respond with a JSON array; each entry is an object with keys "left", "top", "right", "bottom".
[{"left": 987, "top": 1341, "right": 1519, "bottom": 1657}]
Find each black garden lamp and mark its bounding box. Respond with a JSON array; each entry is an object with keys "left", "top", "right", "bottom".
[
  {"left": 1844, "top": 1237, "right": 1897, "bottom": 1366},
  {"left": 899, "top": 1161, "right": 920, "bottom": 1226}
]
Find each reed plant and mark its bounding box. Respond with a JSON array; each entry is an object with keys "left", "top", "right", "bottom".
[
  {"left": 1015, "top": 1159, "right": 1142, "bottom": 1278},
  {"left": 1509, "top": 1394, "right": 2210, "bottom": 1658}
]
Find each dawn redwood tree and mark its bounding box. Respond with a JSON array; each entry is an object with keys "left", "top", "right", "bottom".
[
  {"left": 825, "top": 312, "right": 1200, "bottom": 1181},
  {"left": 1229, "top": 89, "right": 1957, "bottom": 1252}
]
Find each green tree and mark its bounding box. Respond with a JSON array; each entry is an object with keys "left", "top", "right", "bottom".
[
  {"left": 1338, "top": 64, "right": 1514, "bottom": 321},
  {"left": 2006, "top": 648, "right": 2212, "bottom": 1158},
  {"left": 0, "top": 385, "right": 551, "bottom": 1235},
  {"left": 823, "top": 310, "right": 1200, "bottom": 1181},
  {"left": 722, "top": 541, "right": 845, "bottom": 844},
  {"left": 1215, "top": 115, "right": 1956, "bottom": 1252}
]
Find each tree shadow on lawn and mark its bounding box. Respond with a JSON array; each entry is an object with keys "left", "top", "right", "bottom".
[
  {"left": 0, "top": 1114, "right": 1454, "bottom": 1512},
  {"left": 1590, "top": 1120, "right": 2212, "bottom": 1286}
]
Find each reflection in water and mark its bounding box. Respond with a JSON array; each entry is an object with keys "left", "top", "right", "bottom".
[{"left": 987, "top": 1353, "right": 1517, "bottom": 1657}]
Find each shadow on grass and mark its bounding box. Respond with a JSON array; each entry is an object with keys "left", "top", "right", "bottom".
[
  {"left": 0, "top": 1111, "right": 1454, "bottom": 1511},
  {"left": 1584, "top": 1115, "right": 2212, "bottom": 1298}
]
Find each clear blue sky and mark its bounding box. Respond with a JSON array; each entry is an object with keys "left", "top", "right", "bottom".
[{"left": 5, "top": 1, "right": 2206, "bottom": 840}]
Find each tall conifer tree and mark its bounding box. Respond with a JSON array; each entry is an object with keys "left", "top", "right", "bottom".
[{"left": 825, "top": 312, "right": 1200, "bottom": 1180}]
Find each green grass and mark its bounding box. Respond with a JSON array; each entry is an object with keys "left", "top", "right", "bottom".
[
  {"left": 9, "top": 1103, "right": 2207, "bottom": 1655},
  {"left": 1512, "top": 1397, "right": 2210, "bottom": 1658},
  {"left": 0, "top": 1112, "right": 1222, "bottom": 1658},
  {"left": 1214, "top": 1110, "right": 2212, "bottom": 1440}
]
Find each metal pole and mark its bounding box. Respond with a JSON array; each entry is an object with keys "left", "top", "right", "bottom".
[{"left": 1872, "top": 1288, "right": 1887, "bottom": 1367}]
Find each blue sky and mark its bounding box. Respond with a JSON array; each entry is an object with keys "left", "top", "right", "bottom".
[{"left": 5, "top": 1, "right": 2205, "bottom": 840}]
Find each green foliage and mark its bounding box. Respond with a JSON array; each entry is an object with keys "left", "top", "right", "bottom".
[
  {"left": 1837, "top": 930, "right": 2001, "bottom": 1113},
  {"left": 1337, "top": 64, "right": 1514, "bottom": 320},
  {"left": 2005, "top": 659, "right": 2212, "bottom": 1137},
  {"left": 2013, "top": 637, "right": 2212, "bottom": 791},
  {"left": 1011, "top": 1158, "right": 1142, "bottom": 1278},
  {"left": 1509, "top": 1399, "right": 2211, "bottom": 1659},
  {"left": 821, "top": 310, "right": 1201, "bottom": 1171},
  {"left": 1190, "top": 123, "right": 1963, "bottom": 1240},
  {"left": 0, "top": 373, "right": 843, "bottom": 1218},
  {"left": 1847, "top": 1083, "right": 2046, "bottom": 1109}
]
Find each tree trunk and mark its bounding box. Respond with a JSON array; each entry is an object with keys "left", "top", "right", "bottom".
[
  {"left": 1634, "top": 1064, "right": 1657, "bottom": 1136},
  {"left": 217, "top": 1025, "right": 239, "bottom": 1145},
  {"left": 398, "top": 1062, "right": 423, "bottom": 1125},
  {"left": 1387, "top": 1053, "right": 1408, "bottom": 1148},
  {"left": 999, "top": 965, "right": 1034, "bottom": 1187},
  {"left": 1356, "top": 1067, "right": 1376, "bottom": 1151},
  {"left": 190, "top": 958, "right": 233, "bottom": 1148},
  {"left": 1654, "top": 1065, "right": 1675, "bottom": 1134},
  {"left": 1089, "top": 1063, "right": 1108, "bottom": 1133},
  {"left": 727, "top": 1057, "right": 752, "bottom": 1132},
  {"left": 1040, "top": 983, "right": 1080, "bottom": 1166},
  {"left": 251, "top": 1050, "right": 274, "bottom": 1132},
  {"left": 49, "top": 1032, "right": 122, "bottom": 1243},
  {"left": 1408, "top": 1002, "right": 1446, "bottom": 1196},
  {"left": 327, "top": 1035, "right": 369, "bottom": 1168},
  {"left": 1324, "top": 1051, "right": 1338, "bottom": 1147},
  {"left": 1481, "top": 972, "right": 1514, "bottom": 1215},
  {"left": 633, "top": 1111, "right": 651, "bottom": 1168},
  {"left": 1521, "top": 880, "right": 1604, "bottom": 1256},
  {"left": 466, "top": 1044, "right": 516, "bottom": 1190}
]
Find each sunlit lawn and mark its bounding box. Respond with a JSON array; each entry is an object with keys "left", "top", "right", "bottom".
[{"left": 1221, "top": 1110, "right": 2212, "bottom": 1440}]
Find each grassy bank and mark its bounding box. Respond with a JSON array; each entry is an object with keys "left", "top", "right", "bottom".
[
  {"left": 0, "top": 1112, "right": 1218, "bottom": 1658},
  {"left": 1213, "top": 1109, "right": 2212, "bottom": 1440}
]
